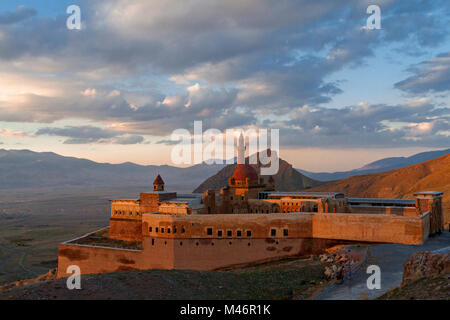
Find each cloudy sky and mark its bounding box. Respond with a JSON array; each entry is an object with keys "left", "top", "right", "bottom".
[{"left": 0, "top": 0, "right": 448, "bottom": 171}]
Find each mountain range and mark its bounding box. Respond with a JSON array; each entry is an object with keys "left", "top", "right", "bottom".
[
  {"left": 297, "top": 148, "right": 450, "bottom": 181},
  {"left": 0, "top": 149, "right": 225, "bottom": 192},
  {"left": 0, "top": 148, "right": 448, "bottom": 198}
]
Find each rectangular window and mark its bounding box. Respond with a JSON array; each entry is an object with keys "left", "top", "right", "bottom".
[
  {"left": 155, "top": 227, "right": 159, "bottom": 233},
  {"left": 161, "top": 228, "right": 164, "bottom": 233},
  {"left": 283, "top": 229, "right": 288, "bottom": 237},
  {"left": 218, "top": 230, "right": 223, "bottom": 237},
  {"left": 237, "top": 230, "right": 242, "bottom": 237},
  {"left": 207, "top": 228, "right": 213, "bottom": 236},
  {"left": 271, "top": 229, "right": 276, "bottom": 237},
  {"left": 227, "top": 230, "right": 232, "bottom": 237},
  {"left": 173, "top": 226, "right": 177, "bottom": 234},
  {"left": 149, "top": 226, "right": 152, "bottom": 232},
  {"left": 167, "top": 228, "right": 171, "bottom": 234},
  {"left": 246, "top": 230, "right": 252, "bottom": 237},
  {"left": 181, "top": 226, "right": 185, "bottom": 234}
]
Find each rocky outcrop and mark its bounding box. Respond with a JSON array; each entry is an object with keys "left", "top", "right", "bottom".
[{"left": 401, "top": 251, "right": 450, "bottom": 286}]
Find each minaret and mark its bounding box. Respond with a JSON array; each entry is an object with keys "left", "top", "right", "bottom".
[
  {"left": 229, "top": 132, "right": 259, "bottom": 188},
  {"left": 238, "top": 133, "right": 245, "bottom": 165}
]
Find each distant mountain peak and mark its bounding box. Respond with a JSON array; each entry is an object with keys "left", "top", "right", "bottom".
[
  {"left": 298, "top": 148, "right": 450, "bottom": 182},
  {"left": 193, "top": 154, "right": 321, "bottom": 193}
]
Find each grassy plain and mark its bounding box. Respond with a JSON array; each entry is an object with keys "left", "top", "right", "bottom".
[{"left": 0, "top": 187, "right": 145, "bottom": 285}]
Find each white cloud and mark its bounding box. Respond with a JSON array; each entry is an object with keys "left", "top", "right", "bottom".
[
  {"left": 0, "top": 128, "right": 31, "bottom": 138},
  {"left": 82, "top": 88, "right": 97, "bottom": 96}
]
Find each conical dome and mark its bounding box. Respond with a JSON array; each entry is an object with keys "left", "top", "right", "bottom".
[{"left": 153, "top": 174, "right": 164, "bottom": 185}]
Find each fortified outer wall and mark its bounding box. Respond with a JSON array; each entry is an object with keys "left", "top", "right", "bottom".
[
  {"left": 142, "top": 212, "right": 314, "bottom": 239},
  {"left": 57, "top": 237, "right": 339, "bottom": 277},
  {"left": 142, "top": 212, "right": 428, "bottom": 245},
  {"left": 57, "top": 211, "right": 431, "bottom": 277},
  {"left": 57, "top": 244, "right": 142, "bottom": 277},
  {"left": 311, "top": 213, "right": 428, "bottom": 245},
  {"left": 142, "top": 237, "right": 340, "bottom": 271}
]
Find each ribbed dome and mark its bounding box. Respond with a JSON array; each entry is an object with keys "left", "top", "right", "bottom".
[{"left": 232, "top": 164, "right": 258, "bottom": 181}]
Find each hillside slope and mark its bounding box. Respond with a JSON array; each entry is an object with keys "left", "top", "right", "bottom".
[
  {"left": 194, "top": 156, "right": 321, "bottom": 193},
  {"left": 298, "top": 148, "right": 450, "bottom": 181},
  {"left": 307, "top": 153, "right": 450, "bottom": 225},
  {"left": 0, "top": 258, "right": 326, "bottom": 300}
]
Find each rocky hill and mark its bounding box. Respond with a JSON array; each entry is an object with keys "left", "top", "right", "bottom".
[
  {"left": 193, "top": 155, "right": 321, "bottom": 193},
  {"left": 307, "top": 153, "right": 450, "bottom": 227}
]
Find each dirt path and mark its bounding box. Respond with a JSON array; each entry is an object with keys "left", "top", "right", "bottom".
[{"left": 0, "top": 236, "right": 39, "bottom": 282}]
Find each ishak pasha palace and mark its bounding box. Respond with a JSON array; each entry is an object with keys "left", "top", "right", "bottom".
[{"left": 57, "top": 137, "right": 445, "bottom": 277}]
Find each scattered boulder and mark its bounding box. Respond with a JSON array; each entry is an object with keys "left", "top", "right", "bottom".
[
  {"left": 321, "top": 252, "right": 352, "bottom": 280},
  {"left": 319, "top": 246, "right": 367, "bottom": 281}
]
